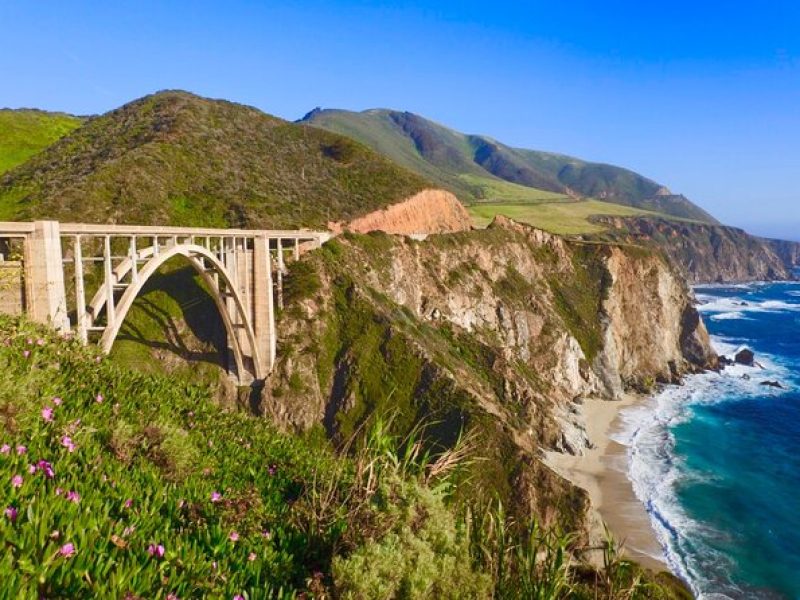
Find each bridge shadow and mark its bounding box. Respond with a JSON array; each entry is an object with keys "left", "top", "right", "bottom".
[{"left": 112, "top": 259, "right": 229, "bottom": 374}]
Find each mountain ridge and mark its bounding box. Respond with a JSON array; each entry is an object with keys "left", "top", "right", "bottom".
[{"left": 301, "top": 107, "right": 720, "bottom": 224}]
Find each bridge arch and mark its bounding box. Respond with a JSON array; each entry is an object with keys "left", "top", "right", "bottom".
[
  {"left": 98, "top": 244, "right": 264, "bottom": 381},
  {"left": 0, "top": 220, "right": 330, "bottom": 384}
]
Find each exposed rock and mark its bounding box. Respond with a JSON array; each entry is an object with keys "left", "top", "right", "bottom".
[
  {"left": 332, "top": 188, "right": 472, "bottom": 235},
  {"left": 735, "top": 348, "right": 755, "bottom": 366},
  {"left": 760, "top": 380, "right": 784, "bottom": 389},
  {"left": 265, "top": 216, "right": 716, "bottom": 532},
  {"left": 590, "top": 216, "right": 796, "bottom": 283}
]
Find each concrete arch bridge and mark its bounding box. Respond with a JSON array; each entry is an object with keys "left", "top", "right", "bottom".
[{"left": 0, "top": 221, "right": 330, "bottom": 384}]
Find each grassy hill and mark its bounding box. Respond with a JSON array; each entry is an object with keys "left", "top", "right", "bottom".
[
  {"left": 301, "top": 108, "right": 720, "bottom": 228},
  {"left": 0, "top": 92, "right": 430, "bottom": 228},
  {"left": 0, "top": 109, "right": 81, "bottom": 175}
]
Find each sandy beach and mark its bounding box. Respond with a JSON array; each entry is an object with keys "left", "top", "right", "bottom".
[{"left": 544, "top": 395, "right": 667, "bottom": 572}]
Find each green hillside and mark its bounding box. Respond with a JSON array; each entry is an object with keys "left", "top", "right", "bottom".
[
  {"left": 0, "top": 109, "right": 81, "bottom": 174},
  {"left": 0, "top": 92, "right": 430, "bottom": 227},
  {"left": 301, "top": 108, "right": 719, "bottom": 225}
]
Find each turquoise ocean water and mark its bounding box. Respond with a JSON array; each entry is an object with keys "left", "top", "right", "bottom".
[{"left": 614, "top": 274, "right": 800, "bottom": 599}]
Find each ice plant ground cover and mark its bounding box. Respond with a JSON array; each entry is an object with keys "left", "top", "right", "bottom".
[{"left": 0, "top": 316, "right": 340, "bottom": 598}]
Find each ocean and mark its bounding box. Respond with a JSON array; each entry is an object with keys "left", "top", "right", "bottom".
[{"left": 614, "top": 274, "right": 800, "bottom": 599}]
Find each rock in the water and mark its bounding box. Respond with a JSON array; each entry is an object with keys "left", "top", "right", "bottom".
[
  {"left": 735, "top": 348, "right": 755, "bottom": 366},
  {"left": 760, "top": 380, "right": 784, "bottom": 389},
  {"left": 741, "top": 373, "right": 751, "bottom": 380}
]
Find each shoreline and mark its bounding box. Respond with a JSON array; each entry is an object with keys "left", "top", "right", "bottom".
[{"left": 544, "top": 394, "right": 667, "bottom": 572}]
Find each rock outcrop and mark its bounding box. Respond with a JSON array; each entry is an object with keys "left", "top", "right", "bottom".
[
  {"left": 331, "top": 188, "right": 472, "bottom": 235},
  {"left": 265, "top": 216, "right": 715, "bottom": 532},
  {"left": 763, "top": 237, "right": 800, "bottom": 270},
  {"left": 591, "top": 216, "right": 795, "bottom": 283}
]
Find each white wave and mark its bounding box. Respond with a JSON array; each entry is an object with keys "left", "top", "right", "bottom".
[
  {"left": 613, "top": 353, "right": 792, "bottom": 596},
  {"left": 709, "top": 311, "right": 748, "bottom": 321},
  {"left": 788, "top": 291, "right": 800, "bottom": 297},
  {"left": 696, "top": 296, "right": 800, "bottom": 315}
]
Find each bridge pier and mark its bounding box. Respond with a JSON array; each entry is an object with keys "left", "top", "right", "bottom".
[{"left": 24, "top": 221, "right": 70, "bottom": 334}]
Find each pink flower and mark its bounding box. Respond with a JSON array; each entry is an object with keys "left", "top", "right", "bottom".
[
  {"left": 261, "top": 529, "right": 271, "bottom": 540},
  {"left": 147, "top": 543, "right": 165, "bottom": 559},
  {"left": 248, "top": 552, "right": 256, "bottom": 562},
  {"left": 59, "top": 542, "right": 76, "bottom": 558},
  {"left": 61, "top": 436, "right": 76, "bottom": 452},
  {"left": 23, "top": 350, "right": 30, "bottom": 359},
  {"left": 55, "top": 487, "right": 63, "bottom": 495},
  {"left": 11, "top": 474, "right": 23, "bottom": 488},
  {"left": 26, "top": 338, "right": 32, "bottom": 345},
  {"left": 16, "top": 445, "right": 26, "bottom": 455},
  {"left": 167, "top": 595, "right": 179, "bottom": 600},
  {"left": 41, "top": 406, "right": 54, "bottom": 423},
  {"left": 4, "top": 506, "right": 17, "bottom": 522},
  {"left": 36, "top": 460, "right": 54, "bottom": 479},
  {"left": 210, "top": 491, "right": 222, "bottom": 503},
  {"left": 65, "top": 490, "right": 80, "bottom": 503},
  {"left": 229, "top": 531, "right": 239, "bottom": 542},
  {"left": 52, "top": 397, "right": 62, "bottom": 406},
  {"left": 267, "top": 464, "right": 277, "bottom": 476},
  {"left": 0, "top": 444, "right": 9, "bottom": 454},
  {"left": 27, "top": 464, "right": 36, "bottom": 474},
  {"left": 95, "top": 394, "right": 103, "bottom": 404},
  {"left": 36, "top": 338, "right": 44, "bottom": 346},
  {"left": 233, "top": 595, "right": 245, "bottom": 600},
  {"left": 124, "top": 498, "right": 133, "bottom": 509}
]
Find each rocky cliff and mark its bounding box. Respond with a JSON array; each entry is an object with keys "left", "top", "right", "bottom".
[
  {"left": 264, "top": 217, "right": 715, "bottom": 533},
  {"left": 591, "top": 216, "right": 795, "bottom": 283},
  {"left": 764, "top": 237, "right": 800, "bottom": 269}
]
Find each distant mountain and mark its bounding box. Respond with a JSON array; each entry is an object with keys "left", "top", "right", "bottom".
[
  {"left": 301, "top": 108, "right": 720, "bottom": 224},
  {"left": 0, "top": 109, "right": 81, "bottom": 175},
  {"left": 0, "top": 91, "right": 430, "bottom": 227}
]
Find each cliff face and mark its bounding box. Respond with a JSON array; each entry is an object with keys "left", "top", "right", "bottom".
[
  {"left": 264, "top": 217, "right": 714, "bottom": 531},
  {"left": 764, "top": 237, "right": 800, "bottom": 269},
  {"left": 592, "top": 216, "right": 795, "bottom": 283}
]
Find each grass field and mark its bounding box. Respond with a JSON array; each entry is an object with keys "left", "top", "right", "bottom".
[
  {"left": 468, "top": 198, "right": 663, "bottom": 235},
  {"left": 460, "top": 174, "right": 571, "bottom": 204},
  {"left": 0, "top": 110, "right": 80, "bottom": 174}
]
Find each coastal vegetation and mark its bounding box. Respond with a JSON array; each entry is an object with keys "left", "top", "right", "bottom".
[{"left": 0, "top": 315, "right": 691, "bottom": 598}]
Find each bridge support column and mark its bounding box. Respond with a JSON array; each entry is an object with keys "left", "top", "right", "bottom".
[
  {"left": 253, "top": 234, "right": 276, "bottom": 376},
  {"left": 24, "top": 221, "right": 69, "bottom": 333}
]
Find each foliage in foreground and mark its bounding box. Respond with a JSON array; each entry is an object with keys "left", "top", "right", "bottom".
[{"left": 0, "top": 316, "right": 690, "bottom": 598}]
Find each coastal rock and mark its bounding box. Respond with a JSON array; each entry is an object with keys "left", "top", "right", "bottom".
[
  {"left": 266, "top": 216, "right": 716, "bottom": 532},
  {"left": 760, "top": 380, "right": 784, "bottom": 389},
  {"left": 590, "top": 216, "right": 794, "bottom": 283},
  {"left": 735, "top": 348, "right": 755, "bottom": 366}
]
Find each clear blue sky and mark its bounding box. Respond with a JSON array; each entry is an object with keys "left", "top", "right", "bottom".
[{"left": 1, "top": 1, "right": 799, "bottom": 240}]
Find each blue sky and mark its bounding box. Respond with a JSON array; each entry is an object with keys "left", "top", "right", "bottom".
[{"left": 1, "top": 0, "right": 799, "bottom": 240}]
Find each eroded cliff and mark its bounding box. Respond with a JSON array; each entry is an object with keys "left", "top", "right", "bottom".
[
  {"left": 591, "top": 216, "right": 795, "bottom": 283},
  {"left": 264, "top": 216, "right": 715, "bottom": 533}
]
